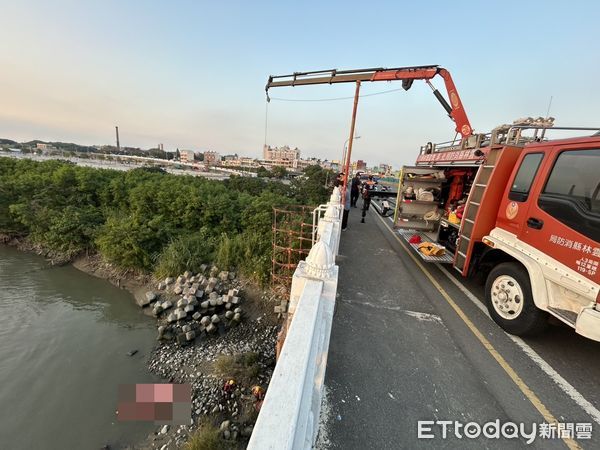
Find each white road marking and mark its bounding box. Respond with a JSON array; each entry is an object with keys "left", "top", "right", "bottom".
[
  {"left": 403, "top": 310, "right": 443, "bottom": 324},
  {"left": 343, "top": 299, "right": 405, "bottom": 311},
  {"left": 343, "top": 299, "right": 443, "bottom": 324},
  {"left": 369, "top": 198, "right": 395, "bottom": 223},
  {"left": 436, "top": 263, "right": 600, "bottom": 427}
]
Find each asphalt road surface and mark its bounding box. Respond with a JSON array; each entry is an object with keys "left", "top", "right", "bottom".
[{"left": 319, "top": 205, "right": 599, "bottom": 450}]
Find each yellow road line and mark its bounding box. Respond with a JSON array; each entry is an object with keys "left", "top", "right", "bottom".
[{"left": 375, "top": 213, "right": 581, "bottom": 450}]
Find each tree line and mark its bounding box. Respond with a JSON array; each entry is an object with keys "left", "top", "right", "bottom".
[{"left": 0, "top": 157, "right": 332, "bottom": 283}]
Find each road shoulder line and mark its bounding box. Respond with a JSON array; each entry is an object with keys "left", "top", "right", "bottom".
[
  {"left": 436, "top": 263, "right": 600, "bottom": 427},
  {"left": 374, "top": 212, "right": 580, "bottom": 450}
]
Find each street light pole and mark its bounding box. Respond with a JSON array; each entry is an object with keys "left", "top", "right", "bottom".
[{"left": 341, "top": 135, "right": 360, "bottom": 175}]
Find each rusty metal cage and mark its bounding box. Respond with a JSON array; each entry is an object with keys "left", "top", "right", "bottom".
[{"left": 272, "top": 205, "right": 316, "bottom": 288}]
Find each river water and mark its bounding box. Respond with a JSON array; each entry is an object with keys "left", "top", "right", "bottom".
[{"left": 0, "top": 246, "right": 161, "bottom": 449}]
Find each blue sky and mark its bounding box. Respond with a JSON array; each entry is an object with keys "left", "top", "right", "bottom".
[{"left": 1, "top": 0, "right": 598, "bottom": 167}]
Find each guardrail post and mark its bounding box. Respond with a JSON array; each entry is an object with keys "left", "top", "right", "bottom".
[
  {"left": 330, "top": 186, "right": 341, "bottom": 206},
  {"left": 317, "top": 204, "right": 341, "bottom": 256},
  {"left": 312, "top": 187, "right": 343, "bottom": 247}
]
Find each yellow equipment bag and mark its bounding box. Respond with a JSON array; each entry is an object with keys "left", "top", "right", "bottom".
[
  {"left": 448, "top": 212, "right": 460, "bottom": 224},
  {"left": 418, "top": 242, "right": 446, "bottom": 257}
]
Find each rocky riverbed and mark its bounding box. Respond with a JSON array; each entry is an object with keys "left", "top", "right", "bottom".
[{"left": 133, "top": 266, "right": 281, "bottom": 449}]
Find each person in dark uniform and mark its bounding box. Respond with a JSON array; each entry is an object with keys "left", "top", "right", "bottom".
[
  {"left": 361, "top": 181, "right": 372, "bottom": 223},
  {"left": 350, "top": 174, "right": 361, "bottom": 207}
]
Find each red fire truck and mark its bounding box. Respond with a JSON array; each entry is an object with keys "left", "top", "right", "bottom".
[
  {"left": 395, "top": 121, "right": 600, "bottom": 341},
  {"left": 265, "top": 66, "right": 600, "bottom": 341}
]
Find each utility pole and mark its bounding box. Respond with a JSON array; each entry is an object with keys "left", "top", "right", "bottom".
[
  {"left": 342, "top": 81, "right": 361, "bottom": 205},
  {"left": 115, "top": 126, "right": 121, "bottom": 152}
]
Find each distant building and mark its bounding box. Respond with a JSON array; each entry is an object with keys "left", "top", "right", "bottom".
[
  {"left": 36, "top": 142, "right": 57, "bottom": 153},
  {"left": 259, "top": 159, "right": 296, "bottom": 170},
  {"left": 180, "top": 149, "right": 195, "bottom": 163},
  {"left": 263, "top": 145, "right": 300, "bottom": 161},
  {"left": 260, "top": 145, "right": 304, "bottom": 171},
  {"left": 221, "top": 156, "right": 260, "bottom": 168},
  {"left": 296, "top": 158, "right": 319, "bottom": 171},
  {"left": 258, "top": 157, "right": 318, "bottom": 172},
  {"left": 353, "top": 160, "right": 367, "bottom": 172},
  {"left": 239, "top": 157, "right": 259, "bottom": 167},
  {"left": 324, "top": 159, "right": 342, "bottom": 172},
  {"left": 204, "top": 151, "right": 221, "bottom": 166},
  {"left": 379, "top": 163, "right": 392, "bottom": 176}
]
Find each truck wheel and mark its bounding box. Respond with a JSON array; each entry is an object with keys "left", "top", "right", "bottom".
[{"left": 485, "top": 262, "right": 548, "bottom": 336}]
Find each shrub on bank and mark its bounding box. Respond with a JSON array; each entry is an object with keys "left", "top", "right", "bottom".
[
  {"left": 154, "top": 230, "right": 218, "bottom": 279},
  {"left": 184, "top": 421, "right": 225, "bottom": 450},
  {"left": 0, "top": 157, "right": 334, "bottom": 284}
]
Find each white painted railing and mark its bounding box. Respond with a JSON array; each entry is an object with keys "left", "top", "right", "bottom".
[{"left": 248, "top": 188, "right": 342, "bottom": 450}]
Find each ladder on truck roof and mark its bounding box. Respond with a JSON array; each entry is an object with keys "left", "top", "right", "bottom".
[{"left": 453, "top": 148, "right": 503, "bottom": 275}]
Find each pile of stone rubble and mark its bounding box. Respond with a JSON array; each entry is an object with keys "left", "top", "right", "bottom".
[
  {"left": 138, "top": 265, "right": 246, "bottom": 345},
  {"left": 146, "top": 322, "right": 278, "bottom": 448},
  {"left": 135, "top": 265, "right": 279, "bottom": 448}
]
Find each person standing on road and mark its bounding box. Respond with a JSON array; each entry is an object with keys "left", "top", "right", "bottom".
[
  {"left": 361, "top": 181, "right": 372, "bottom": 223},
  {"left": 350, "top": 174, "right": 361, "bottom": 207},
  {"left": 342, "top": 180, "right": 351, "bottom": 231},
  {"left": 333, "top": 173, "right": 351, "bottom": 230}
]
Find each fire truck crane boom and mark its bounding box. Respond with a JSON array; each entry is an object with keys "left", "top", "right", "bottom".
[{"left": 266, "top": 65, "right": 473, "bottom": 138}]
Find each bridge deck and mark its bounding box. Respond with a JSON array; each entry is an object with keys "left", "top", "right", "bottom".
[{"left": 318, "top": 207, "right": 569, "bottom": 449}]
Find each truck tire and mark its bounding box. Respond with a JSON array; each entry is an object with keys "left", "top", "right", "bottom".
[{"left": 485, "top": 262, "right": 548, "bottom": 336}]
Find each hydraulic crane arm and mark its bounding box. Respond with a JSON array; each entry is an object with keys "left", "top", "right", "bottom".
[{"left": 266, "top": 65, "right": 473, "bottom": 138}]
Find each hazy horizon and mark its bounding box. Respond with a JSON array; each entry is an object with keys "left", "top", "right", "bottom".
[{"left": 2, "top": 0, "right": 599, "bottom": 167}]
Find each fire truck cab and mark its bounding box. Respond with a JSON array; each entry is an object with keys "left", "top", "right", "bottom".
[{"left": 394, "top": 120, "right": 600, "bottom": 341}]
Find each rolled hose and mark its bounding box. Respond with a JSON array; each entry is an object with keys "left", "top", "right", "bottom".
[{"left": 424, "top": 209, "right": 441, "bottom": 226}]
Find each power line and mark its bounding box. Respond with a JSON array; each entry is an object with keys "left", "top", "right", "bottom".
[{"left": 267, "top": 87, "right": 405, "bottom": 102}]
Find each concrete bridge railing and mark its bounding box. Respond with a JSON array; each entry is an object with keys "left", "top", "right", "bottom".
[{"left": 247, "top": 188, "right": 342, "bottom": 450}]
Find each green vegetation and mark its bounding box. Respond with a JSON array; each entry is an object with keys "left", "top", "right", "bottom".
[
  {"left": 256, "top": 166, "right": 271, "bottom": 178},
  {"left": 289, "top": 164, "right": 331, "bottom": 205},
  {"left": 184, "top": 421, "right": 225, "bottom": 450},
  {"left": 270, "top": 165, "right": 287, "bottom": 179},
  {"left": 214, "top": 352, "right": 260, "bottom": 383},
  {"left": 0, "top": 157, "right": 333, "bottom": 283}
]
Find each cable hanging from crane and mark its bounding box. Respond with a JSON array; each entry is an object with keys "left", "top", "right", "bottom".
[
  {"left": 263, "top": 86, "right": 404, "bottom": 148},
  {"left": 266, "top": 87, "right": 406, "bottom": 103},
  {"left": 264, "top": 100, "right": 269, "bottom": 147}
]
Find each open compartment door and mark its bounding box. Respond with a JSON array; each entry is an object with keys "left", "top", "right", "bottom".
[{"left": 393, "top": 166, "right": 444, "bottom": 232}]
